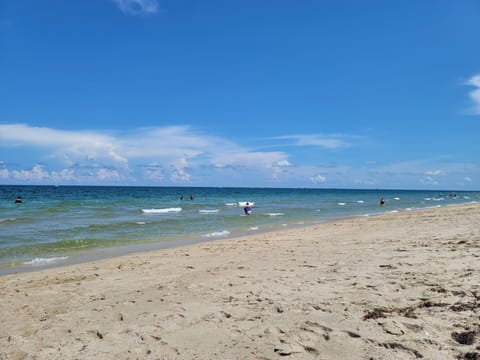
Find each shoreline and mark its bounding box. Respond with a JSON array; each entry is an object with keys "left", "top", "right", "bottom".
[
  {"left": 1, "top": 202, "right": 479, "bottom": 359},
  {"left": 2, "top": 201, "right": 476, "bottom": 276}
]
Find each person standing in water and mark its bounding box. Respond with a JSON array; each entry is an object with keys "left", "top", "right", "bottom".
[
  {"left": 244, "top": 202, "right": 252, "bottom": 215},
  {"left": 380, "top": 198, "right": 385, "bottom": 206}
]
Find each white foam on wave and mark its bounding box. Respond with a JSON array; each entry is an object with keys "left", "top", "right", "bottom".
[
  {"left": 394, "top": 197, "right": 400, "bottom": 200},
  {"left": 202, "top": 230, "right": 230, "bottom": 238},
  {"left": 337, "top": 202, "right": 346, "bottom": 206},
  {"left": 249, "top": 226, "right": 259, "bottom": 231},
  {"left": 238, "top": 201, "right": 255, "bottom": 207},
  {"left": 142, "top": 208, "right": 182, "bottom": 214},
  {"left": 135, "top": 221, "right": 146, "bottom": 225},
  {"left": 24, "top": 256, "right": 68, "bottom": 266},
  {"left": 0, "top": 217, "right": 17, "bottom": 224},
  {"left": 265, "top": 212, "right": 284, "bottom": 216},
  {"left": 225, "top": 203, "right": 237, "bottom": 206},
  {"left": 423, "top": 205, "right": 442, "bottom": 210},
  {"left": 356, "top": 200, "right": 364, "bottom": 203},
  {"left": 199, "top": 209, "right": 220, "bottom": 214}
]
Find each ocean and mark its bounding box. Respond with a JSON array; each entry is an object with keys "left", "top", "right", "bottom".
[{"left": 1, "top": 185, "right": 478, "bottom": 274}]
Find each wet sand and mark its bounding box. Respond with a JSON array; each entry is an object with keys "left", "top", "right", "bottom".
[{"left": 1, "top": 203, "right": 479, "bottom": 359}]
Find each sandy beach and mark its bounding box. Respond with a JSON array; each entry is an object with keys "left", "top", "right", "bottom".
[{"left": 1, "top": 203, "right": 479, "bottom": 360}]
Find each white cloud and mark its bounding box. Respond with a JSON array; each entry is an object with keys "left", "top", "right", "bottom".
[
  {"left": 12, "top": 165, "right": 49, "bottom": 181},
  {"left": 170, "top": 157, "right": 191, "bottom": 183},
  {"left": 420, "top": 176, "right": 439, "bottom": 186},
  {"left": 465, "top": 74, "right": 480, "bottom": 115},
  {"left": 122, "top": 126, "right": 208, "bottom": 159},
  {"left": 51, "top": 169, "right": 75, "bottom": 182},
  {"left": 0, "top": 123, "right": 128, "bottom": 167},
  {"left": 144, "top": 162, "right": 165, "bottom": 181},
  {"left": 0, "top": 123, "right": 297, "bottom": 184},
  {"left": 97, "top": 168, "right": 121, "bottom": 181},
  {"left": 310, "top": 175, "right": 326, "bottom": 184},
  {"left": 1, "top": 123, "right": 478, "bottom": 188},
  {"left": 362, "top": 158, "right": 480, "bottom": 189},
  {"left": 425, "top": 170, "right": 443, "bottom": 176},
  {"left": 272, "top": 134, "right": 353, "bottom": 149},
  {"left": 0, "top": 168, "right": 9, "bottom": 179},
  {"left": 276, "top": 160, "right": 292, "bottom": 167},
  {"left": 113, "top": 0, "right": 159, "bottom": 15}
]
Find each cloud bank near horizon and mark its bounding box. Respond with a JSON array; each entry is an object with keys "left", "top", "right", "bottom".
[
  {"left": 0, "top": 123, "right": 295, "bottom": 185},
  {"left": 0, "top": 123, "right": 477, "bottom": 188}
]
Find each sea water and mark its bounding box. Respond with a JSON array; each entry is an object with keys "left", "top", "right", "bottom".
[{"left": 1, "top": 185, "right": 478, "bottom": 274}]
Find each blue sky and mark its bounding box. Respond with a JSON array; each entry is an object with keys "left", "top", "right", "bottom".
[{"left": 1, "top": 0, "right": 479, "bottom": 189}]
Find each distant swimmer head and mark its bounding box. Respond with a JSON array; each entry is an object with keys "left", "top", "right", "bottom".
[{"left": 15, "top": 196, "right": 22, "bottom": 203}]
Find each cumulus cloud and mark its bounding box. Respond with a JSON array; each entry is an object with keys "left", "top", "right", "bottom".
[
  {"left": 0, "top": 123, "right": 128, "bottom": 167},
  {"left": 0, "top": 168, "right": 9, "bottom": 179},
  {"left": 11, "top": 165, "right": 49, "bottom": 181},
  {"left": 421, "top": 170, "right": 443, "bottom": 186},
  {"left": 465, "top": 74, "right": 480, "bottom": 115},
  {"left": 4, "top": 123, "right": 474, "bottom": 188},
  {"left": 143, "top": 162, "right": 165, "bottom": 181},
  {"left": 170, "top": 157, "right": 191, "bottom": 183},
  {"left": 0, "top": 123, "right": 293, "bottom": 185},
  {"left": 276, "top": 160, "right": 292, "bottom": 167},
  {"left": 420, "top": 176, "right": 439, "bottom": 186},
  {"left": 113, "top": 0, "right": 159, "bottom": 15},
  {"left": 310, "top": 175, "right": 326, "bottom": 184},
  {"left": 51, "top": 169, "right": 75, "bottom": 182},
  {"left": 363, "top": 158, "right": 479, "bottom": 189},
  {"left": 97, "top": 168, "right": 121, "bottom": 181}
]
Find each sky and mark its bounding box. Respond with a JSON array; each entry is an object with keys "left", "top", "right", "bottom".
[{"left": 0, "top": 0, "right": 479, "bottom": 189}]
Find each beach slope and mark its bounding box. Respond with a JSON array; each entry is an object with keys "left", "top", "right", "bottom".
[{"left": 1, "top": 203, "right": 479, "bottom": 359}]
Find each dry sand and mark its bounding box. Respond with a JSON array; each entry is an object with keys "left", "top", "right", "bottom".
[{"left": 1, "top": 203, "right": 479, "bottom": 360}]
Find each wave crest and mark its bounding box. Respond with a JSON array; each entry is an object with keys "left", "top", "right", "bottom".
[{"left": 142, "top": 208, "right": 182, "bottom": 214}]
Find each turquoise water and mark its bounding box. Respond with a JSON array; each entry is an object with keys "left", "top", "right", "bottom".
[{"left": 1, "top": 185, "right": 478, "bottom": 273}]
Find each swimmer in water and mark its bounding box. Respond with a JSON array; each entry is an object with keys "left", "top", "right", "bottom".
[{"left": 244, "top": 202, "right": 252, "bottom": 215}]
